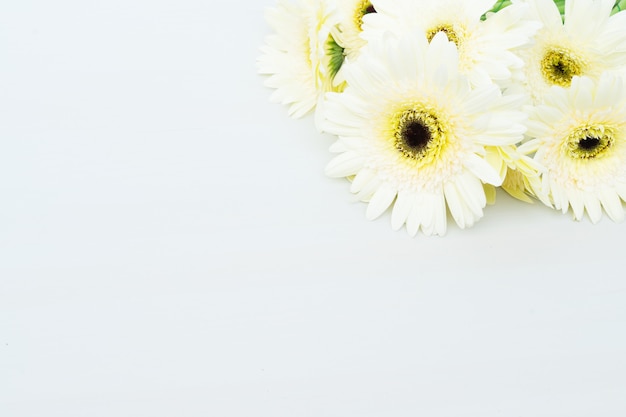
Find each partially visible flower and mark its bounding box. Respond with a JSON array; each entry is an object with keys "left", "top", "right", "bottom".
[
  {"left": 333, "top": 0, "right": 377, "bottom": 61},
  {"left": 322, "top": 31, "right": 526, "bottom": 236},
  {"left": 360, "top": 0, "right": 541, "bottom": 88},
  {"left": 258, "top": 0, "right": 344, "bottom": 119},
  {"left": 484, "top": 144, "right": 548, "bottom": 204},
  {"left": 517, "top": 0, "right": 626, "bottom": 103},
  {"left": 523, "top": 73, "right": 626, "bottom": 222}
]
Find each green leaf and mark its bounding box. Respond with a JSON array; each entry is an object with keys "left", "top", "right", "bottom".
[
  {"left": 326, "top": 35, "right": 345, "bottom": 80},
  {"left": 613, "top": 0, "right": 626, "bottom": 14}
]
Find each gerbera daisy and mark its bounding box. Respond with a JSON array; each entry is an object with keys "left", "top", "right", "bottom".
[
  {"left": 518, "top": 0, "right": 626, "bottom": 103},
  {"left": 359, "top": 0, "right": 541, "bottom": 88},
  {"left": 522, "top": 73, "right": 626, "bottom": 222},
  {"left": 322, "top": 31, "right": 527, "bottom": 236},
  {"left": 333, "top": 0, "right": 377, "bottom": 61},
  {"left": 483, "top": 144, "right": 548, "bottom": 205},
  {"left": 258, "top": 0, "right": 345, "bottom": 119}
]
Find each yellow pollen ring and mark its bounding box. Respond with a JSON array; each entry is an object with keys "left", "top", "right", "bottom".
[
  {"left": 354, "top": 0, "right": 376, "bottom": 30},
  {"left": 563, "top": 125, "right": 614, "bottom": 160},
  {"left": 540, "top": 47, "right": 585, "bottom": 87},
  {"left": 390, "top": 106, "right": 450, "bottom": 168},
  {"left": 427, "top": 24, "right": 461, "bottom": 46}
]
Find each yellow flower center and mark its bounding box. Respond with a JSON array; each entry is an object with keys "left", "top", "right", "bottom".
[
  {"left": 392, "top": 106, "right": 450, "bottom": 167},
  {"left": 427, "top": 24, "right": 461, "bottom": 46},
  {"left": 540, "top": 47, "right": 585, "bottom": 87},
  {"left": 563, "top": 125, "right": 614, "bottom": 159},
  {"left": 354, "top": 0, "right": 376, "bottom": 30}
]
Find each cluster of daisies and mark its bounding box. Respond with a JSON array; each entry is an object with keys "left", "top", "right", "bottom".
[{"left": 258, "top": 0, "right": 626, "bottom": 236}]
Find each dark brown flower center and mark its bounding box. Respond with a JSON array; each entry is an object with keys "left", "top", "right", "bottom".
[
  {"left": 565, "top": 127, "right": 614, "bottom": 160},
  {"left": 401, "top": 120, "right": 432, "bottom": 153},
  {"left": 392, "top": 108, "right": 448, "bottom": 163},
  {"left": 578, "top": 136, "right": 601, "bottom": 152}
]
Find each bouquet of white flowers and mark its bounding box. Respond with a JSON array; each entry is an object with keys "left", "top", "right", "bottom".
[{"left": 259, "top": 0, "right": 626, "bottom": 236}]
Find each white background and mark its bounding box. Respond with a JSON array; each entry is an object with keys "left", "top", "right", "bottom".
[{"left": 1, "top": 1, "right": 626, "bottom": 416}]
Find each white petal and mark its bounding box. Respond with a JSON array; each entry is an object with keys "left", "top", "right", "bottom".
[
  {"left": 463, "top": 84, "right": 500, "bottom": 114},
  {"left": 572, "top": 76, "right": 594, "bottom": 111},
  {"left": 366, "top": 184, "right": 397, "bottom": 220},
  {"left": 329, "top": 140, "right": 348, "bottom": 153},
  {"left": 529, "top": 0, "right": 563, "bottom": 29},
  {"left": 565, "top": 0, "right": 612, "bottom": 39},
  {"left": 405, "top": 196, "right": 422, "bottom": 237},
  {"left": 616, "top": 183, "right": 626, "bottom": 202},
  {"left": 356, "top": 176, "right": 382, "bottom": 202},
  {"left": 444, "top": 181, "right": 470, "bottom": 229},
  {"left": 431, "top": 192, "right": 447, "bottom": 236},
  {"left": 350, "top": 168, "right": 375, "bottom": 194},
  {"left": 464, "top": 153, "right": 503, "bottom": 186},
  {"left": 598, "top": 186, "right": 624, "bottom": 222},
  {"left": 583, "top": 191, "right": 603, "bottom": 224},
  {"left": 325, "top": 152, "right": 364, "bottom": 178},
  {"left": 455, "top": 172, "right": 487, "bottom": 218},
  {"left": 567, "top": 187, "right": 585, "bottom": 220},
  {"left": 391, "top": 190, "right": 414, "bottom": 231}
]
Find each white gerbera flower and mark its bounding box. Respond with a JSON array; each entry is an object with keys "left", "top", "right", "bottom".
[
  {"left": 359, "top": 0, "right": 540, "bottom": 87},
  {"left": 258, "top": 0, "right": 344, "bottom": 118},
  {"left": 322, "top": 31, "right": 527, "bottom": 236},
  {"left": 519, "top": 0, "right": 626, "bottom": 102},
  {"left": 522, "top": 73, "right": 626, "bottom": 223},
  {"left": 484, "top": 144, "right": 548, "bottom": 204},
  {"left": 333, "top": 0, "right": 377, "bottom": 60}
]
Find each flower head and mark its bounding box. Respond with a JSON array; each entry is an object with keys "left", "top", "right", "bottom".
[
  {"left": 333, "top": 0, "right": 378, "bottom": 60},
  {"left": 322, "top": 30, "right": 526, "bottom": 236},
  {"left": 523, "top": 73, "right": 626, "bottom": 222},
  {"left": 484, "top": 144, "right": 548, "bottom": 205},
  {"left": 258, "top": 0, "right": 344, "bottom": 118},
  {"left": 359, "top": 0, "right": 540, "bottom": 88},
  {"left": 518, "top": 0, "right": 626, "bottom": 102}
]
